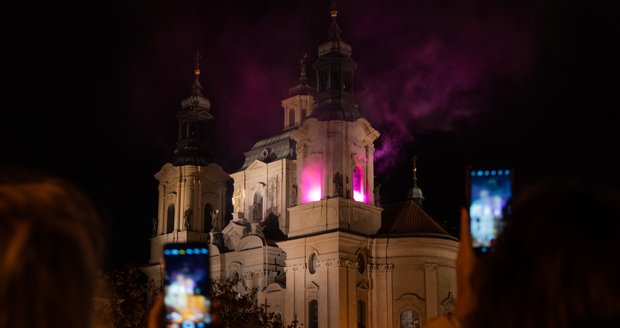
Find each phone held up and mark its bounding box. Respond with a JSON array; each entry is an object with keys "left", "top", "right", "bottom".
[
  {"left": 163, "top": 242, "right": 212, "bottom": 328},
  {"left": 465, "top": 164, "right": 513, "bottom": 257}
]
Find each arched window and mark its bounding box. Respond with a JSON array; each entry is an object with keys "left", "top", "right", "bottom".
[
  {"left": 166, "top": 204, "right": 175, "bottom": 233},
  {"left": 400, "top": 310, "right": 421, "bottom": 328},
  {"left": 252, "top": 192, "right": 263, "bottom": 222},
  {"left": 289, "top": 109, "right": 296, "bottom": 128},
  {"left": 203, "top": 203, "right": 213, "bottom": 232},
  {"left": 357, "top": 300, "right": 366, "bottom": 328},
  {"left": 308, "top": 300, "right": 318, "bottom": 328},
  {"left": 353, "top": 164, "right": 365, "bottom": 202},
  {"left": 301, "top": 108, "right": 307, "bottom": 121}
]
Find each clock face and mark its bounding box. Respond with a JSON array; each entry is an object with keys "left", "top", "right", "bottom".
[
  {"left": 357, "top": 253, "right": 366, "bottom": 273},
  {"left": 308, "top": 253, "right": 317, "bottom": 274}
]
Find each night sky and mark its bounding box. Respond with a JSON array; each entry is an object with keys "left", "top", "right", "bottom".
[{"left": 1, "top": 0, "right": 618, "bottom": 267}]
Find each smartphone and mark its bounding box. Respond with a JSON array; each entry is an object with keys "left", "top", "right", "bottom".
[
  {"left": 163, "top": 242, "right": 212, "bottom": 328},
  {"left": 465, "top": 165, "right": 513, "bottom": 256}
]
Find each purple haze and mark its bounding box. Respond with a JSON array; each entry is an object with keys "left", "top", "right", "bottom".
[{"left": 125, "top": 0, "right": 540, "bottom": 173}]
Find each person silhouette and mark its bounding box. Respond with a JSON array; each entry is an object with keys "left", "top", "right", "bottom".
[{"left": 0, "top": 174, "right": 103, "bottom": 328}]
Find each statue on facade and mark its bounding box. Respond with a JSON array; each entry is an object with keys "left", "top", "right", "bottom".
[
  {"left": 373, "top": 183, "right": 382, "bottom": 207},
  {"left": 210, "top": 208, "right": 219, "bottom": 232},
  {"left": 151, "top": 217, "right": 158, "bottom": 237},
  {"left": 183, "top": 206, "right": 193, "bottom": 231},
  {"left": 333, "top": 172, "right": 343, "bottom": 197}
]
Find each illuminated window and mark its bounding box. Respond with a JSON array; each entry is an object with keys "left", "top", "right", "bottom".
[
  {"left": 353, "top": 164, "right": 365, "bottom": 202},
  {"left": 301, "top": 160, "right": 322, "bottom": 203},
  {"left": 308, "top": 300, "right": 318, "bottom": 328},
  {"left": 400, "top": 310, "right": 421, "bottom": 328},
  {"left": 203, "top": 203, "right": 213, "bottom": 232},
  {"left": 166, "top": 204, "right": 175, "bottom": 233}
]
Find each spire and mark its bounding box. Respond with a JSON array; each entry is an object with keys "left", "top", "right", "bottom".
[
  {"left": 191, "top": 50, "right": 204, "bottom": 96},
  {"left": 309, "top": 0, "right": 360, "bottom": 121},
  {"left": 328, "top": 0, "right": 342, "bottom": 41},
  {"left": 173, "top": 51, "right": 214, "bottom": 166},
  {"left": 408, "top": 155, "right": 425, "bottom": 206},
  {"left": 287, "top": 52, "right": 315, "bottom": 96}
]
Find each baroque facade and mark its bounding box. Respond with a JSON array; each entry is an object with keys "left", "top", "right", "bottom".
[{"left": 144, "top": 6, "right": 459, "bottom": 328}]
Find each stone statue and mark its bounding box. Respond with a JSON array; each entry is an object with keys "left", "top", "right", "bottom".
[
  {"left": 373, "top": 183, "right": 382, "bottom": 207},
  {"left": 183, "top": 206, "right": 193, "bottom": 231},
  {"left": 151, "top": 217, "right": 158, "bottom": 237},
  {"left": 333, "top": 172, "right": 343, "bottom": 197},
  {"left": 210, "top": 208, "right": 219, "bottom": 231}
]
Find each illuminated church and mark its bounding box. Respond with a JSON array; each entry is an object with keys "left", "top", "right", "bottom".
[{"left": 144, "top": 4, "right": 459, "bottom": 327}]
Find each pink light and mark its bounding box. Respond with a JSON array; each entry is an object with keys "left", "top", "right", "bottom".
[
  {"left": 353, "top": 190, "right": 366, "bottom": 202},
  {"left": 301, "top": 160, "right": 323, "bottom": 203},
  {"left": 353, "top": 164, "right": 365, "bottom": 203}
]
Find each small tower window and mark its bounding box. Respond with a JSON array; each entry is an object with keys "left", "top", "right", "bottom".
[{"left": 166, "top": 204, "right": 175, "bottom": 233}]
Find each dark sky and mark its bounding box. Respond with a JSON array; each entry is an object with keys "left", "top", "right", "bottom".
[{"left": 1, "top": 0, "right": 618, "bottom": 267}]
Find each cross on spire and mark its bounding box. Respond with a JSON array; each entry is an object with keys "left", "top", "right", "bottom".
[
  {"left": 330, "top": 0, "right": 338, "bottom": 18},
  {"left": 194, "top": 49, "right": 202, "bottom": 77},
  {"left": 412, "top": 155, "right": 418, "bottom": 183}
]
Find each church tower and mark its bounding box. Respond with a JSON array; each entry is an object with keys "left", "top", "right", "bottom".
[
  {"left": 288, "top": 2, "right": 381, "bottom": 237},
  {"left": 279, "top": 3, "right": 383, "bottom": 327},
  {"left": 146, "top": 52, "right": 230, "bottom": 271}
]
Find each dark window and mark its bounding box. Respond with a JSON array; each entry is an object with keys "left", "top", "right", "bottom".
[
  {"left": 289, "top": 109, "right": 296, "bottom": 127},
  {"left": 308, "top": 300, "right": 318, "bottom": 328},
  {"left": 357, "top": 300, "right": 366, "bottom": 328},
  {"left": 301, "top": 109, "right": 307, "bottom": 121},
  {"left": 166, "top": 204, "right": 175, "bottom": 233}
]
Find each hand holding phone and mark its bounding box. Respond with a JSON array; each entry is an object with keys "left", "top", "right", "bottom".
[
  {"left": 163, "top": 242, "right": 212, "bottom": 328},
  {"left": 466, "top": 165, "right": 513, "bottom": 256}
]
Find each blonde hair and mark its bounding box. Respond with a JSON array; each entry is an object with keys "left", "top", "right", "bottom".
[{"left": 0, "top": 177, "right": 103, "bottom": 328}]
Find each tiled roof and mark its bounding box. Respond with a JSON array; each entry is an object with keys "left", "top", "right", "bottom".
[{"left": 378, "top": 200, "right": 454, "bottom": 239}]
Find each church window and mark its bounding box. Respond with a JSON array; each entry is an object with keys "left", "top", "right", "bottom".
[
  {"left": 357, "top": 300, "right": 366, "bottom": 328},
  {"left": 357, "top": 253, "right": 366, "bottom": 274},
  {"left": 308, "top": 300, "right": 318, "bottom": 328},
  {"left": 308, "top": 253, "right": 317, "bottom": 274},
  {"left": 289, "top": 108, "right": 296, "bottom": 128},
  {"left": 203, "top": 203, "right": 213, "bottom": 232},
  {"left": 400, "top": 310, "right": 421, "bottom": 328},
  {"left": 330, "top": 67, "right": 341, "bottom": 90},
  {"left": 353, "top": 164, "right": 365, "bottom": 202},
  {"left": 166, "top": 204, "right": 175, "bottom": 233},
  {"left": 301, "top": 159, "right": 322, "bottom": 203}
]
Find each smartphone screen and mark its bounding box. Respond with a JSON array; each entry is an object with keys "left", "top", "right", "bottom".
[
  {"left": 163, "top": 242, "right": 212, "bottom": 328},
  {"left": 466, "top": 166, "right": 513, "bottom": 256}
]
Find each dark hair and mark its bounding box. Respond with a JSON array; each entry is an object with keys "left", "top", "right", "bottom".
[
  {"left": 0, "top": 176, "right": 103, "bottom": 328},
  {"left": 466, "top": 179, "right": 620, "bottom": 327}
]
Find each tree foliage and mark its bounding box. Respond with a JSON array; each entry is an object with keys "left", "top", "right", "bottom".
[{"left": 211, "top": 279, "right": 289, "bottom": 328}]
